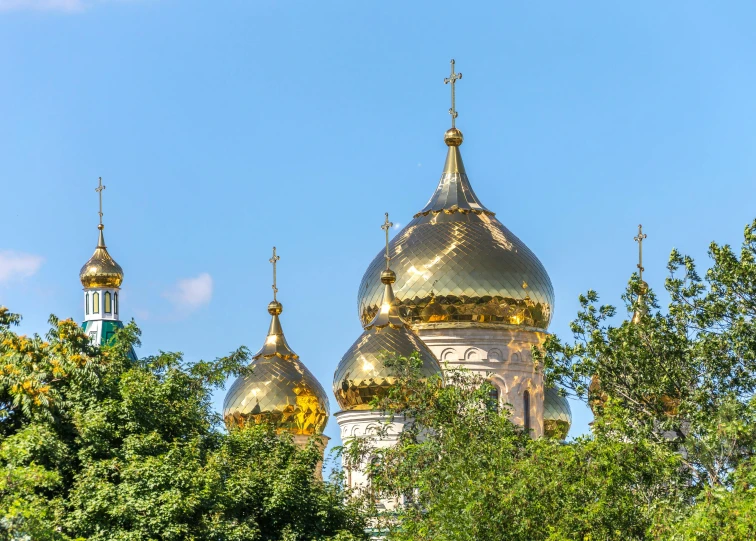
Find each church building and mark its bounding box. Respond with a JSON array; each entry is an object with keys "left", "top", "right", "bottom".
[{"left": 220, "top": 61, "right": 571, "bottom": 491}]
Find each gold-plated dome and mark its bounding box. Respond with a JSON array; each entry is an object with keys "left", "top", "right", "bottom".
[
  {"left": 358, "top": 135, "right": 554, "bottom": 330},
  {"left": 224, "top": 303, "right": 330, "bottom": 435},
  {"left": 334, "top": 259, "right": 443, "bottom": 410},
  {"left": 543, "top": 386, "right": 572, "bottom": 440},
  {"left": 79, "top": 227, "right": 124, "bottom": 289}
]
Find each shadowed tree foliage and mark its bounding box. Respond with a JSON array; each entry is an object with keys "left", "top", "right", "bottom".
[{"left": 0, "top": 308, "right": 366, "bottom": 541}]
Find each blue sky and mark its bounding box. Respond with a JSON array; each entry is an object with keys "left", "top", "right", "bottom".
[{"left": 2, "top": 1, "right": 756, "bottom": 450}]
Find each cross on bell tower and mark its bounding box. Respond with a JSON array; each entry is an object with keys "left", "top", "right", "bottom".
[{"left": 95, "top": 177, "right": 106, "bottom": 229}]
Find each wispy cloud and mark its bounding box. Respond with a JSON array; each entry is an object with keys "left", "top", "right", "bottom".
[
  {"left": 0, "top": 0, "right": 139, "bottom": 12},
  {"left": 392, "top": 222, "right": 402, "bottom": 230},
  {"left": 163, "top": 273, "right": 213, "bottom": 313},
  {"left": 0, "top": 251, "right": 44, "bottom": 284},
  {"left": 0, "top": 0, "right": 84, "bottom": 11}
]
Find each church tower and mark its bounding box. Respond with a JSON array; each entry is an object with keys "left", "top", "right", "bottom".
[
  {"left": 79, "top": 177, "right": 126, "bottom": 347},
  {"left": 357, "top": 61, "right": 564, "bottom": 437}
]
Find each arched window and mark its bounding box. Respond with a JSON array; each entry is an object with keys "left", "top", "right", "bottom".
[
  {"left": 93, "top": 292, "right": 100, "bottom": 314},
  {"left": 523, "top": 390, "right": 531, "bottom": 432},
  {"left": 114, "top": 293, "right": 118, "bottom": 314},
  {"left": 487, "top": 383, "right": 500, "bottom": 413},
  {"left": 86, "top": 293, "right": 90, "bottom": 315},
  {"left": 104, "top": 292, "right": 112, "bottom": 314}
]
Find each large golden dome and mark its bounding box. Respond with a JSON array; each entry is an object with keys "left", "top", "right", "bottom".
[
  {"left": 543, "top": 386, "right": 572, "bottom": 440},
  {"left": 224, "top": 302, "right": 330, "bottom": 436},
  {"left": 80, "top": 228, "right": 124, "bottom": 289},
  {"left": 334, "top": 267, "right": 442, "bottom": 410},
  {"left": 358, "top": 132, "right": 554, "bottom": 330}
]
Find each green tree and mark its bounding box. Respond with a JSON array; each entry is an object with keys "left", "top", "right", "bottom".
[
  {"left": 341, "top": 354, "right": 683, "bottom": 540},
  {"left": 0, "top": 307, "right": 366, "bottom": 541},
  {"left": 538, "top": 220, "right": 756, "bottom": 537}
]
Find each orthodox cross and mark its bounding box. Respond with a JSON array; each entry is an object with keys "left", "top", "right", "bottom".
[
  {"left": 95, "top": 177, "right": 106, "bottom": 226},
  {"left": 269, "top": 246, "right": 280, "bottom": 301},
  {"left": 634, "top": 224, "right": 647, "bottom": 282},
  {"left": 381, "top": 213, "right": 393, "bottom": 269},
  {"left": 444, "top": 59, "right": 462, "bottom": 128}
]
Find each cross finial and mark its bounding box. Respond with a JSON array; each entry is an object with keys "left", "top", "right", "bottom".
[
  {"left": 269, "top": 246, "right": 280, "bottom": 301},
  {"left": 381, "top": 213, "right": 393, "bottom": 269},
  {"left": 444, "top": 59, "right": 462, "bottom": 128},
  {"left": 95, "top": 177, "right": 106, "bottom": 228},
  {"left": 634, "top": 224, "right": 648, "bottom": 282}
]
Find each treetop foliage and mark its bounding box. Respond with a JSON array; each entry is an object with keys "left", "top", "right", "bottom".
[{"left": 0, "top": 308, "right": 366, "bottom": 541}]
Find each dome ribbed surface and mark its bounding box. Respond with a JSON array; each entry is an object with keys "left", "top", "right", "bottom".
[
  {"left": 357, "top": 143, "right": 554, "bottom": 330},
  {"left": 333, "top": 326, "right": 442, "bottom": 411}
]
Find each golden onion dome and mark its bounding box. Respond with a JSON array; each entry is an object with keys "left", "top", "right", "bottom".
[
  {"left": 334, "top": 266, "right": 443, "bottom": 410},
  {"left": 543, "top": 386, "right": 572, "bottom": 440},
  {"left": 357, "top": 131, "right": 554, "bottom": 330},
  {"left": 79, "top": 226, "right": 124, "bottom": 289},
  {"left": 223, "top": 301, "right": 330, "bottom": 436}
]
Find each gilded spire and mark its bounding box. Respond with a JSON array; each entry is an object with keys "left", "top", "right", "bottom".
[
  {"left": 80, "top": 177, "right": 124, "bottom": 289},
  {"left": 256, "top": 247, "right": 297, "bottom": 359},
  {"left": 415, "top": 60, "right": 493, "bottom": 217},
  {"left": 632, "top": 224, "right": 649, "bottom": 324},
  {"left": 365, "top": 213, "right": 407, "bottom": 331}
]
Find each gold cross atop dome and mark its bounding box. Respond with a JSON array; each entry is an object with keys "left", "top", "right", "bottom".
[
  {"left": 95, "top": 177, "right": 106, "bottom": 229},
  {"left": 381, "top": 213, "right": 393, "bottom": 269},
  {"left": 634, "top": 224, "right": 647, "bottom": 282},
  {"left": 444, "top": 59, "right": 462, "bottom": 128},
  {"left": 269, "top": 246, "right": 280, "bottom": 301}
]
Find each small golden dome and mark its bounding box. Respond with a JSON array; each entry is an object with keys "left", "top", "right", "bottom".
[
  {"left": 224, "top": 303, "right": 330, "bottom": 436},
  {"left": 358, "top": 136, "right": 554, "bottom": 330},
  {"left": 79, "top": 228, "right": 124, "bottom": 289},
  {"left": 444, "top": 127, "right": 463, "bottom": 146},
  {"left": 543, "top": 386, "right": 572, "bottom": 440},
  {"left": 334, "top": 269, "right": 442, "bottom": 410}
]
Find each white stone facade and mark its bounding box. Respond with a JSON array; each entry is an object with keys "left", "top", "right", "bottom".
[
  {"left": 335, "top": 410, "right": 407, "bottom": 510},
  {"left": 416, "top": 323, "right": 546, "bottom": 437}
]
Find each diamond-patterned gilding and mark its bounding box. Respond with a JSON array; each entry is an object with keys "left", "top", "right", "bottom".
[
  {"left": 358, "top": 211, "right": 554, "bottom": 329},
  {"left": 223, "top": 311, "right": 329, "bottom": 436},
  {"left": 80, "top": 231, "right": 124, "bottom": 289},
  {"left": 543, "top": 386, "right": 572, "bottom": 440},
  {"left": 333, "top": 326, "right": 442, "bottom": 410},
  {"left": 224, "top": 355, "right": 330, "bottom": 435},
  {"left": 358, "top": 144, "right": 554, "bottom": 330}
]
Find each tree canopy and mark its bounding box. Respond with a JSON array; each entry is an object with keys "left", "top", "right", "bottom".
[{"left": 0, "top": 308, "right": 365, "bottom": 541}]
